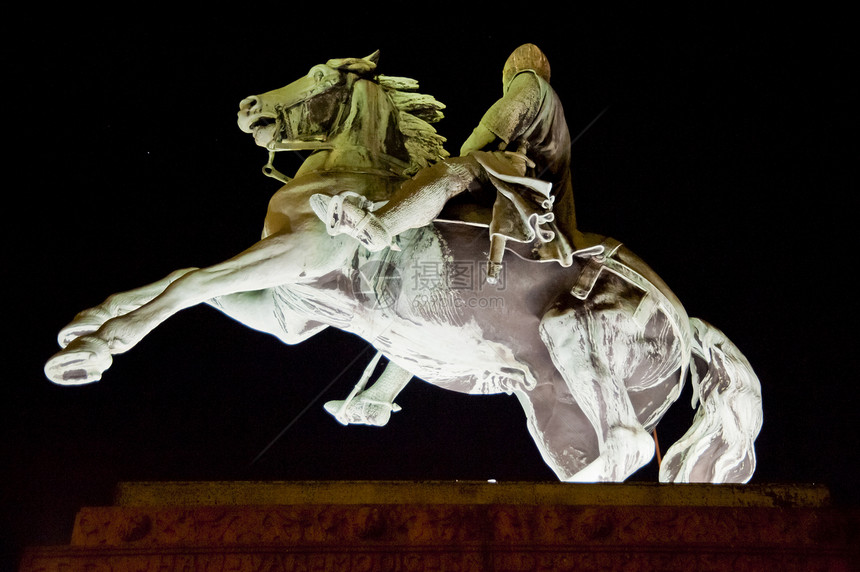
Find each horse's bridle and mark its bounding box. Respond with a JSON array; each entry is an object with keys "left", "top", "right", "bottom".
[{"left": 260, "top": 70, "right": 358, "bottom": 184}]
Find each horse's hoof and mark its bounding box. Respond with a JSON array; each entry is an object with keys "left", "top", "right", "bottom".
[
  {"left": 44, "top": 336, "right": 112, "bottom": 385},
  {"left": 566, "top": 426, "right": 655, "bottom": 482}
]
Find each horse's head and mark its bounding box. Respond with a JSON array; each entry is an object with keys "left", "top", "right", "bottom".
[
  {"left": 238, "top": 52, "right": 448, "bottom": 178},
  {"left": 237, "top": 53, "right": 380, "bottom": 152}
]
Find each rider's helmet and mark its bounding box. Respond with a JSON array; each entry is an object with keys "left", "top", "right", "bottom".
[{"left": 502, "top": 44, "right": 551, "bottom": 92}]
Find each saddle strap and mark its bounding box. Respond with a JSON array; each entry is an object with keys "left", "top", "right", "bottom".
[
  {"left": 570, "top": 237, "right": 623, "bottom": 300},
  {"left": 570, "top": 238, "right": 692, "bottom": 363},
  {"left": 570, "top": 237, "right": 686, "bottom": 329}
]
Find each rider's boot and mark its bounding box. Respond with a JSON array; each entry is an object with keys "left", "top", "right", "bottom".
[{"left": 310, "top": 194, "right": 396, "bottom": 252}]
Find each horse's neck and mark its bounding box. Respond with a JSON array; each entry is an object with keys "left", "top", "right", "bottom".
[{"left": 296, "top": 80, "right": 409, "bottom": 180}]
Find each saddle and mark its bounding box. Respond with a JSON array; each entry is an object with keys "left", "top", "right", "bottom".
[{"left": 434, "top": 150, "right": 579, "bottom": 281}]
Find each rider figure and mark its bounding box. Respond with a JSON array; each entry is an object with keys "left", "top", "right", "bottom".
[
  {"left": 318, "top": 44, "right": 587, "bottom": 426},
  {"left": 314, "top": 44, "right": 586, "bottom": 280}
]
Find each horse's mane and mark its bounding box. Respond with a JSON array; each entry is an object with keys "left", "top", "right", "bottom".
[{"left": 377, "top": 74, "right": 450, "bottom": 175}]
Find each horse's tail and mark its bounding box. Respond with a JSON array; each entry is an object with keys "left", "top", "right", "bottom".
[{"left": 660, "top": 318, "right": 763, "bottom": 483}]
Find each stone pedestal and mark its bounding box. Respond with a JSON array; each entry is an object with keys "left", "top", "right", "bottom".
[{"left": 19, "top": 481, "right": 859, "bottom": 571}]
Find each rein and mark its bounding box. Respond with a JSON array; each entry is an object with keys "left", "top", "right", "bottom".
[{"left": 262, "top": 138, "right": 333, "bottom": 184}]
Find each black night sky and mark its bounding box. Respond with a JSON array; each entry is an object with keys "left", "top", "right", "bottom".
[{"left": 3, "top": 7, "right": 857, "bottom": 567}]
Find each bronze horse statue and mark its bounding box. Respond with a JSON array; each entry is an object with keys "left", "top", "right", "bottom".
[{"left": 45, "top": 50, "right": 762, "bottom": 483}]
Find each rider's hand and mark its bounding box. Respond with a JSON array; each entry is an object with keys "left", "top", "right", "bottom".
[{"left": 460, "top": 124, "right": 497, "bottom": 156}]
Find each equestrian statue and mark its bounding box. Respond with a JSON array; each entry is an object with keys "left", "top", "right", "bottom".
[{"left": 45, "top": 45, "right": 762, "bottom": 483}]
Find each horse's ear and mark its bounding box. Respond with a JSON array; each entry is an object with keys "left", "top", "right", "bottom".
[
  {"left": 364, "top": 50, "right": 380, "bottom": 65},
  {"left": 326, "top": 53, "right": 378, "bottom": 75}
]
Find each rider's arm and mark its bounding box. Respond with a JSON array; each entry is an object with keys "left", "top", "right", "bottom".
[
  {"left": 459, "top": 124, "right": 498, "bottom": 156},
  {"left": 470, "top": 72, "right": 543, "bottom": 150}
]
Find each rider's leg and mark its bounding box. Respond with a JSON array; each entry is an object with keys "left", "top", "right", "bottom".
[
  {"left": 316, "top": 157, "right": 482, "bottom": 251},
  {"left": 539, "top": 277, "right": 657, "bottom": 482},
  {"left": 375, "top": 158, "right": 482, "bottom": 234}
]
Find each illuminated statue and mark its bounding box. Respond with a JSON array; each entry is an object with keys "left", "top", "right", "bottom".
[{"left": 45, "top": 47, "right": 762, "bottom": 483}]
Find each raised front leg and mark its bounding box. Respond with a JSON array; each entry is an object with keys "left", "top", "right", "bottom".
[
  {"left": 56, "top": 268, "right": 197, "bottom": 348},
  {"left": 45, "top": 226, "right": 351, "bottom": 385}
]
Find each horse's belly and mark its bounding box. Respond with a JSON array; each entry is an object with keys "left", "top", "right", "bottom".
[
  {"left": 344, "top": 265, "right": 552, "bottom": 395},
  {"left": 361, "top": 315, "right": 540, "bottom": 395},
  {"left": 281, "top": 224, "right": 564, "bottom": 395}
]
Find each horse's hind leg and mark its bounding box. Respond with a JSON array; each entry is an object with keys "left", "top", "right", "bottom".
[
  {"left": 539, "top": 279, "right": 658, "bottom": 482},
  {"left": 56, "top": 268, "right": 197, "bottom": 348},
  {"left": 514, "top": 381, "right": 601, "bottom": 480}
]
